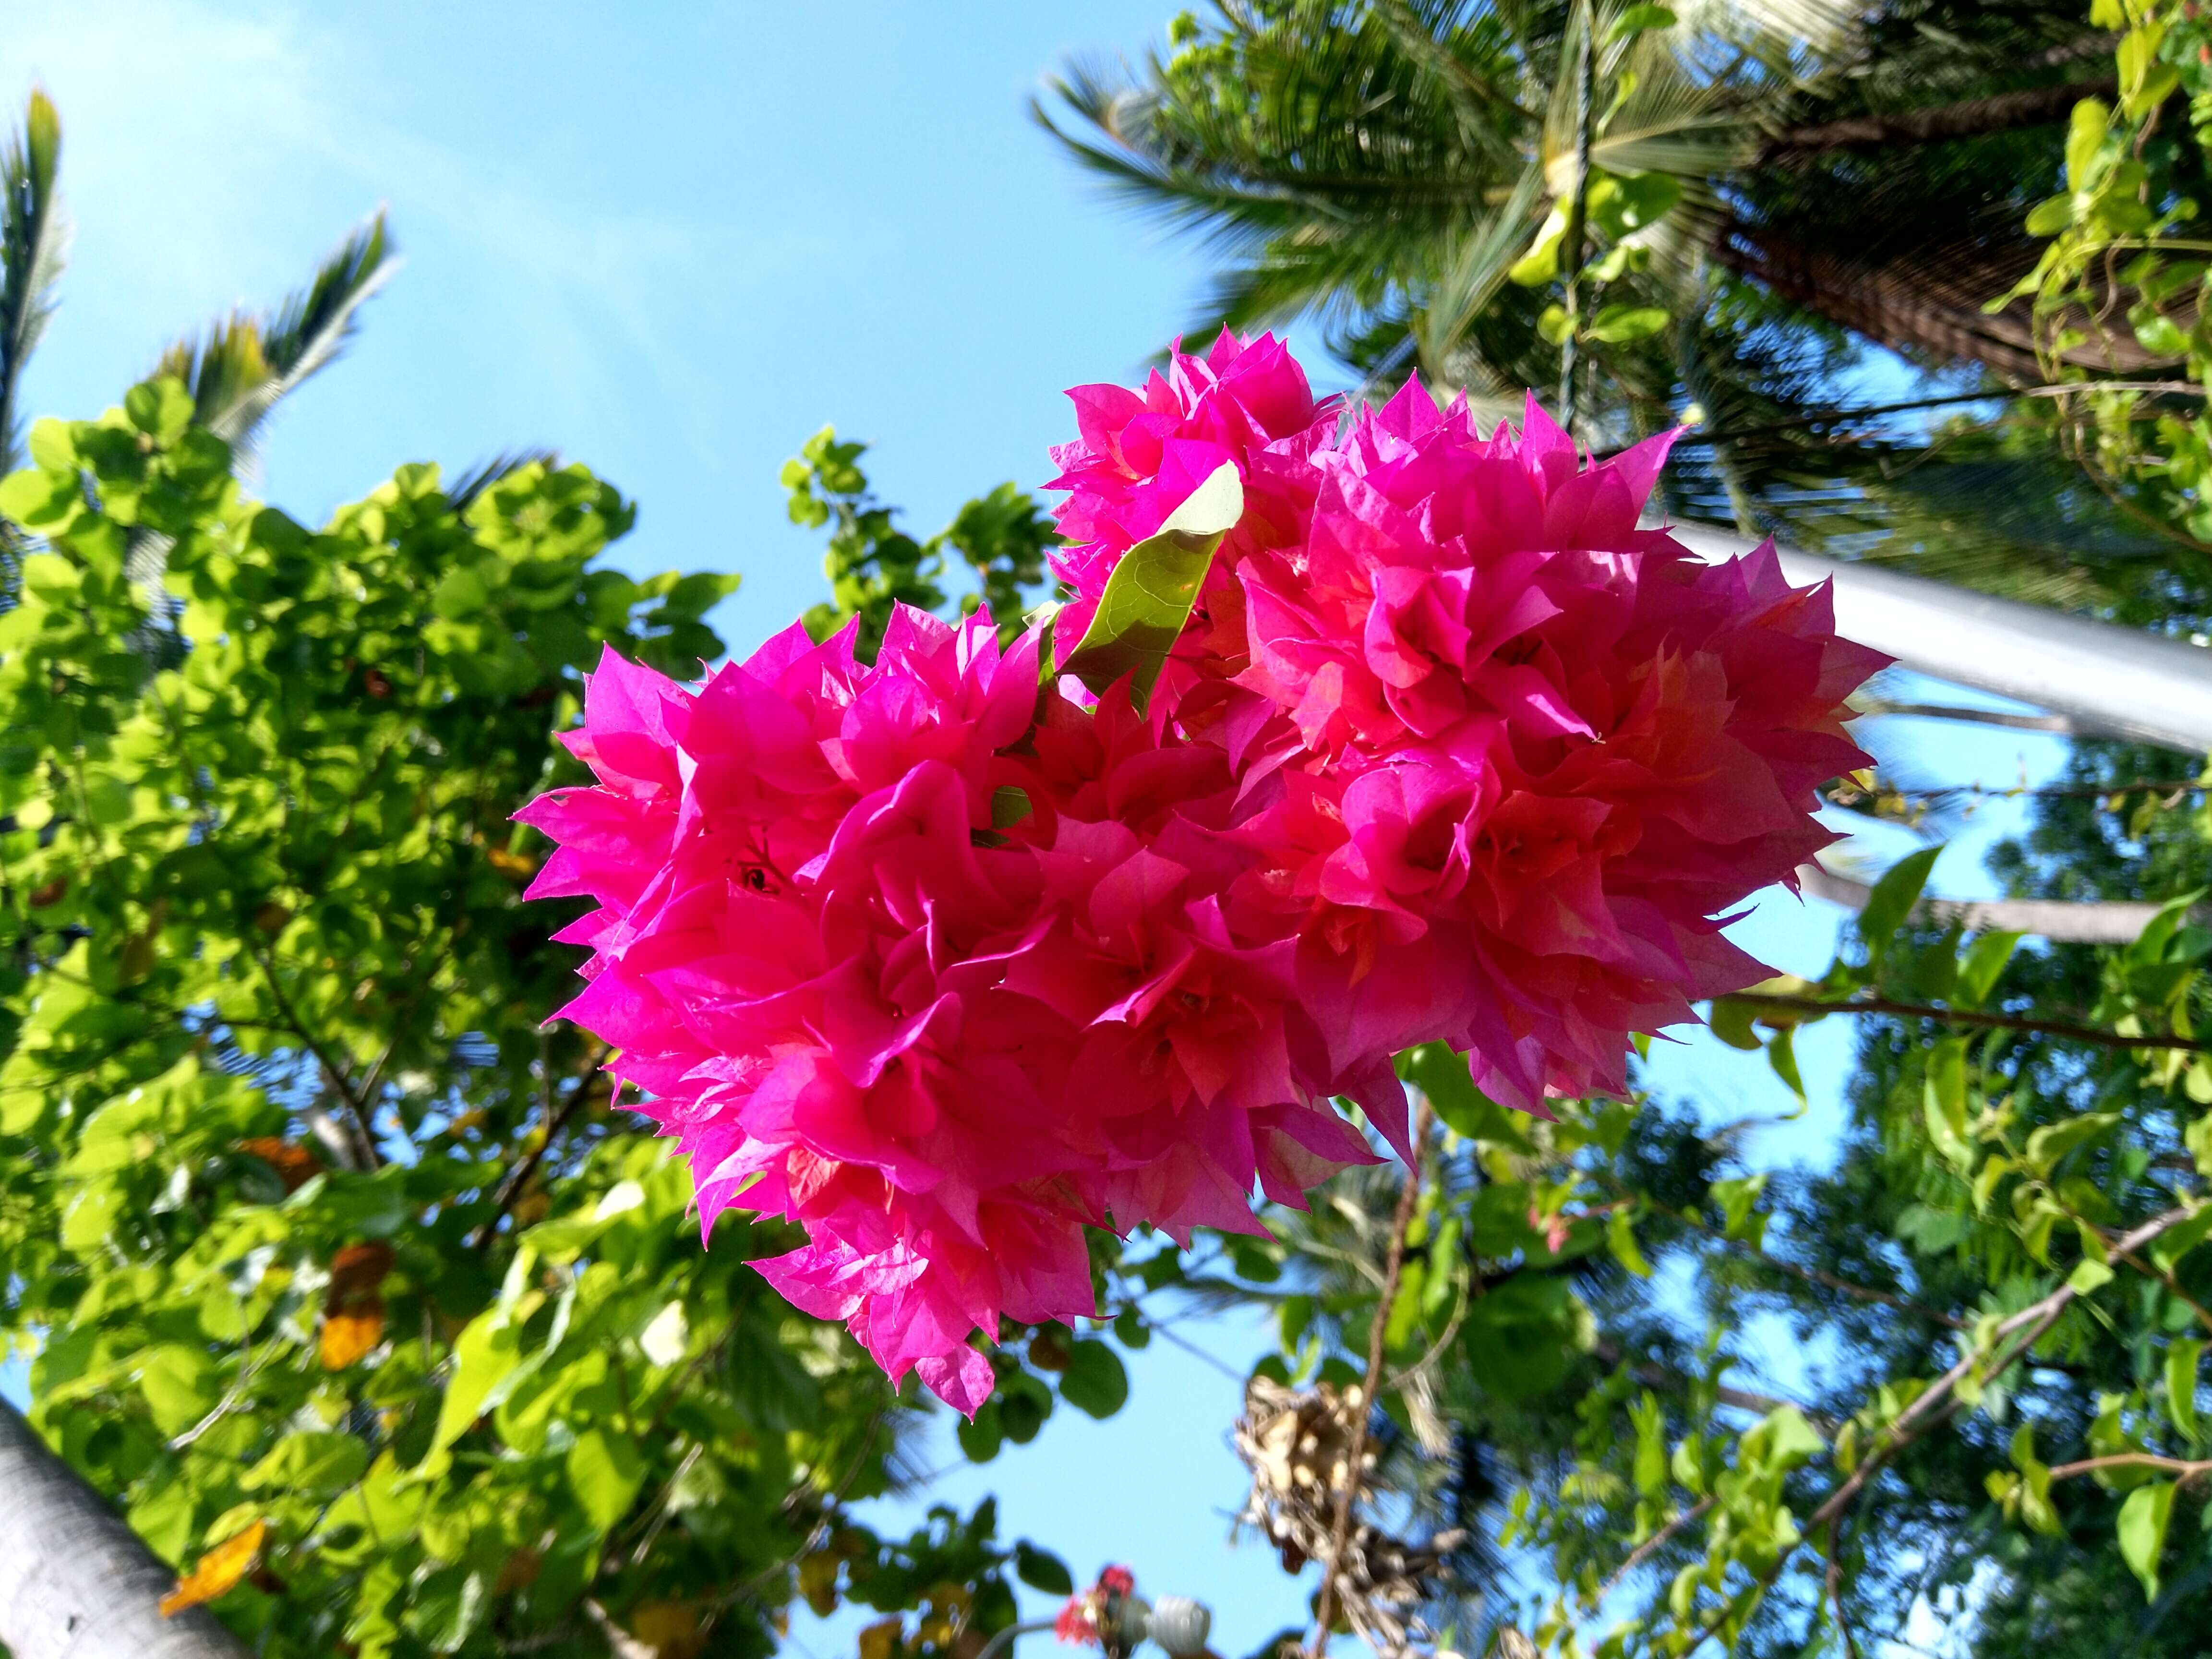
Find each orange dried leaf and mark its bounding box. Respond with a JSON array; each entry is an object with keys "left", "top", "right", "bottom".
[
  {"left": 486, "top": 847, "right": 539, "bottom": 879},
  {"left": 320, "top": 1299, "right": 386, "bottom": 1370},
  {"left": 160, "top": 1519, "right": 267, "bottom": 1616}
]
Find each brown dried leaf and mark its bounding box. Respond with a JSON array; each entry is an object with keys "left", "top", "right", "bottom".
[
  {"left": 628, "top": 1600, "right": 706, "bottom": 1659},
  {"left": 327, "top": 1241, "right": 396, "bottom": 1305},
  {"left": 237, "top": 1137, "right": 321, "bottom": 1194}
]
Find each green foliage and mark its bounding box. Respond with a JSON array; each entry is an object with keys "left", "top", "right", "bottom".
[
  {"left": 2010, "top": 1, "right": 2212, "bottom": 569},
  {"left": 0, "top": 381, "right": 1026, "bottom": 1656},
  {"left": 1186, "top": 780, "right": 2212, "bottom": 1654},
  {"left": 784, "top": 425, "right": 1057, "bottom": 657}
]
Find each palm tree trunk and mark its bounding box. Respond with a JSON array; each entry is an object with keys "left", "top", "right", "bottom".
[
  {"left": 1665, "top": 521, "right": 2212, "bottom": 754},
  {"left": 0, "top": 1397, "right": 248, "bottom": 1659},
  {"left": 1761, "top": 78, "right": 2116, "bottom": 159}
]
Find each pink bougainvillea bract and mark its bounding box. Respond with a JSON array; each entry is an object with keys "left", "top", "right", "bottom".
[{"left": 519, "top": 332, "right": 1882, "bottom": 1414}]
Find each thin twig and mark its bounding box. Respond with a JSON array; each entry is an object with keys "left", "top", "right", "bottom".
[
  {"left": 252, "top": 945, "right": 382, "bottom": 1166},
  {"left": 1595, "top": 1495, "right": 1715, "bottom": 1603},
  {"left": 1145, "top": 1318, "right": 1250, "bottom": 1383},
  {"left": 1724, "top": 990, "right": 2212, "bottom": 1055},
  {"left": 1308, "top": 1099, "right": 1433, "bottom": 1658},
  {"left": 1603, "top": 1183, "right": 1972, "bottom": 1330},
  {"left": 1826, "top": 1514, "right": 1862, "bottom": 1659},
  {"left": 2046, "top": 1453, "right": 2212, "bottom": 1483},
  {"left": 468, "top": 1051, "right": 609, "bottom": 1249}
]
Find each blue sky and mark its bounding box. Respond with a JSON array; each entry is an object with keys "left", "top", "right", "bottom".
[{"left": 0, "top": 6, "right": 2075, "bottom": 1654}]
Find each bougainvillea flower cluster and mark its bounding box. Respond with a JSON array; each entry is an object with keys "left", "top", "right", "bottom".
[{"left": 522, "top": 332, "right": 1881, "bottom": 1412}]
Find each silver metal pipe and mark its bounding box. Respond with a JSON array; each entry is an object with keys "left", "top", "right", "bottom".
[
  {"left": 1663, "top": 521, "right": 2212, "bottom": 755},
  {"left": 974, "top": 1620, "right": 1059, "bottom": 1659}
]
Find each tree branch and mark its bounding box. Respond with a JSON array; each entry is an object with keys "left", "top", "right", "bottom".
[
  {"left": 1795, "top": 862, "right": 2203, "bottom": 946},
  {"left": 1597, "top": 1496, "right": 1716, "bottom": 1603},
  {"left": 1308, "top": 1097, "right": 1433, "bottom": 1658},
  {"left": 466, "top": 1050, "right": 610, "bottom": 1249},
  {"left": 2046, "top": 1453, "right": 2212, "bottom": 1483},
  {"left": 1678, "top": 1204, "right": 2203, "bottom": 1655},
  {"left": 1723, "top": 990, "right": 2212, "bottom": 1055},
  {"left": 251, "top": 946, "right": 381, "bottom": 1167}
]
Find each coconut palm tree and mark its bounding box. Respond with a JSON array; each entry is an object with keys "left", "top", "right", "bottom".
[
  {"left": 1038, "top": 1, "right": 2189, "bottom": 617},
  {"left": 0, "top": 89, "right": 393, "bottom": 503}
]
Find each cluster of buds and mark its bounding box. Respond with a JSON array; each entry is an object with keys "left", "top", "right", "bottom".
[
  {"left": 1233, "top": 1379, "right": 1462, "bottom": 1659},
  {"left": 1055, "top": 1567, "right": 1212, "bottom": 1659}
]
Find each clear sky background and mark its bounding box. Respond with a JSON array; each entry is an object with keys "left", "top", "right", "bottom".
[{"left": 0, "top": 6, "right": 2071, "bottom": 1655}]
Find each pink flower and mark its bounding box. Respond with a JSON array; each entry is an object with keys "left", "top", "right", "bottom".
[
  {"left": 519, "top": 610, "right": 1376, "bottom": 1413},
  {"left": 522, "top": 334, "right": 1878, "bottom": 1414},
  {"left": 1101, "top": 373, "right": 1883, "bottom": 1112}
]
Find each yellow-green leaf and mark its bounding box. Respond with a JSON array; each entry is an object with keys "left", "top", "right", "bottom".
[{"left": 1058, "top": 463, "right": 1242, "bottom": 710}]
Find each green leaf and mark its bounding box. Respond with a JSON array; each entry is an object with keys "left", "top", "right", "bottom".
[
  {"left": 241, "top": 1430, "right": 369, "bottom": 1496},
  {"left": 138, "top": 1344, "right": 217, "bottom": 1438},
  {"left": 2024, "top": 1111, "right": 2120, "bottom": 1175},
  {"left": 1508, "top": 206, "right": 1570, "bottom": 286},
  {"left": 2118, "top": 1479, "right": 2176, "bottom": 1599},
  {"left": 433, "top": 566, "right": 491, "bottom": 619},
  {"left": 2068, "top": 1258, "right": 2116, "bottom": 1296},
  {"left": 1605, "top": 3, "right": 1676, "bottom": 42},
  {"left": 1586, "top": 304, "right": 1669, "bottom": 344},
  {"left": 566, "top": 1428, "right": 648, "bottom": 1533},
  {"left": 124, "top": 379, "right": 194, "bottom": 442},
  {"left": 1608, "top": 1205, "right": 1652, "bottom": 1278},
  {"left": 2168, "top": 1338, "right": 2203, "bottom": 1442},
  {"left": 1058, "top": 1339, "right": 1130, "bottom": 1419},
  {"left": 1013, "top": 1541, "right": 1074, "bottom": 1596},
  {"left": 957, "top": 1399, "right": 1006, "bottom": 1463},
  {"left": 1587, "top": 172, "right": 1683, "bottom": 236},
  {"left": 2150, "top": 1204, "right": 2212, "bottom": 1273},
  {"left": 2134, "top": 313, "right": 2189, "bottom": 359},
  {"left": 1747, "top": 1406, "right": 1825, "bottom": 1470},
  {"left": 1954, "top": 931, "right": 2022, "bottom": 1009},
  {"left": 1923, "top": 1038, "right": 1973, "bottom": 1172},
  {"left": 1398, "top": 1043, "right": 1530, "bottom": 1148},
  {"left": 1712, "top": 1176, "right": 1768, "bottom": 1249},
  {"left": 2066, "top": 98, "right": 2112, "bottom": 188},
  {"left": 431, "top": 1307, "right": 526, "bottom": 1457},
  {"left": 1765, "top": 1028, "right": 1805, "bottom": 1106},
  {"left": 1706, "top": 997, "right": 1763, "bottom": 1051},
  {"left": 2025, "top": 195, "right": 2076, "bottom": 236},
  {"left": 1058, "top": 463, "right": 1242, "bottom": 709},
  {"left": 1631, "top": 1393, "right": 1668, "bottom": 1494},
  {"left": 1463, "top": 1276, "right": 1585, "bottom": 1398},
  {"left": 1859, "top": 847, "right": 1941, "bottom": 962}
]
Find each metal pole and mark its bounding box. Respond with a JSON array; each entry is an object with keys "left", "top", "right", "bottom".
[
  {"left": 975, "top": 1620, "right": 1059, "bottom": 1659},
  {"left": 1663, "top": 520, "right": 2212, "bottom": 754}
]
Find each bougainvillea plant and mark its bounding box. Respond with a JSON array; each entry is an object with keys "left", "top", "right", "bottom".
[{"left": 519, "top": 332, "right": 1881, "bottom": 1413}]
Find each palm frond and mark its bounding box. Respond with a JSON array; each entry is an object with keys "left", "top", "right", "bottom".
[
  {"left": 0, "top": 89, "right": 67, "bottom": 477},
  {"left": 446, "top": 449, "right": 558, "bottom": 513},
  {"left": 159, "top": 211, "right": 395, "bottom": 449}
]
